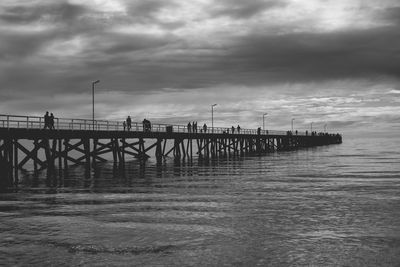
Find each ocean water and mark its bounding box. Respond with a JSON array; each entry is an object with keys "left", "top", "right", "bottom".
[{"left": 1, "top": 136, "right": 400, "bottom": 266}]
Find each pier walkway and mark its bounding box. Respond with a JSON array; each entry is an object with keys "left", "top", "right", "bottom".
[{"left": 0, "top": 114, "right": 342, "bottom": 187}]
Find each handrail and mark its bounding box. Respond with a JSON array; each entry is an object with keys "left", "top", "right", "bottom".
[{"left": 0, "top": 114, "right": 339, "bottom": 137}]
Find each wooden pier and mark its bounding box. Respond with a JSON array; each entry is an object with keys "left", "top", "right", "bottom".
[{"left": 0, "top": 114, "right": 342, "bottom": 188}]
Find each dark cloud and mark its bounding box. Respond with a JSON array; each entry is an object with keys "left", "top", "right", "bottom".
[
  {"left": 0, "top": 2, "right": 87, "bottom": 24},
  {"left": 0, "top": 2, "right": 100, "bottom": 60},
  {"left": 0, "top": 30, "right": 54, "bottom": 58},
  {"left": 376, "top": 6, "right": 400, "bottom": 24},
  {"left": 2, "top": 24, "right": 400, "bottom": 96},
  {"left": 211, "top": 0, "right": 286, "bottom": 19},
  {"left": 1, "top": 0, "right": 400, "bottom": 99},
  {"left": 93, "top": 25, "right": 400, "bottom": 91},
  {"left": 205, "top": 26, "right": 400, "bottom": 86},
  {"left": 101, "top": 33, "right": 174, "bottom": 55}
]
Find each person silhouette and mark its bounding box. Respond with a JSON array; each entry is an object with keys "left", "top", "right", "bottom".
[
  {"left": 231, "top": 126, "right": 235, "bottom": 134},
  {"left": 49, "top": 113, "right": 55, "bottom": 129},
  {"left": 237, "top": 125, "right": 241, "bottom": 133},
  {"left": 187, "top": 122, "right": 191, "bottom": 133},
  {"left": 43, "top": 111, "right": 49, "bottom": 129},
  {"left": 127, "top": 116, "right": 132, "bottom": 131},
  {"left": 203, "top": 123, "right": 207, "bottom": 133}
]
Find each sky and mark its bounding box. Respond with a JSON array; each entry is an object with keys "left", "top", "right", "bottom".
[{"left": 0, "top": 0, "right": 399, "bottom": 137}]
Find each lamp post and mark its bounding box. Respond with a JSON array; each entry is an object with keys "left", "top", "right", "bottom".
[
  {"left": 291, "top": 118, "right": 295, "bottom": 132},
  {"left": 211, "top": 104, "right": 217, "bottom": 133},
  {"left": 263, "top": 113, "right": 268, "bottom": 131},
  {"left": 92, "top": 80, "right": 100, "bottom": 130}
]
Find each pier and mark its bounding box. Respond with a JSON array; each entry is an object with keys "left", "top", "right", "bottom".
[{"left": 0, "top": 114, "right": 342, "bottom": 188}]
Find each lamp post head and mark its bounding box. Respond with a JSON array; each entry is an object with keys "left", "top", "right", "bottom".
[
  {"left": 93, "top": 80, "right": 100, "bottom": 84},
  {"left": 212, "top": 104, "right": 217, "bottom": 107},
  {"left": 263, "top": 113, "right": 268, "bottom": 116}
]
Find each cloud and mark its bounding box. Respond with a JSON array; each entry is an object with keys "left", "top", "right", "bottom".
[
  {"left": 0, "top": 2, "right": 87, "bottom": 24},
  {"left": 211, "top": 0, "right": 286, "bottom": 19},
  {"left": 125, "top": 0, "right": 178, "bottom": 22},
  {"left": 375, "top": 6, "right": 400, "bottom": 24},
  {"left": 216, "top": 26, "right": 400, "bottom": 85},
  {"left": 122, "top": 0, "right": 186, "bottom": 30},
  {"left": 0, "top": 0, "right": 399, "bottom": 137},
  {"left": 2, "top": 0, "right": 400, "bottom": 94}
]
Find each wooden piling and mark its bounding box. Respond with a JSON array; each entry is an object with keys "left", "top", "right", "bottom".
[{"left": 13, "top": 139, "right": 18, "bottom": 185}]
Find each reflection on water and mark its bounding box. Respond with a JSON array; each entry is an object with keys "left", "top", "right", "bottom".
[{"left": 1, "top": 137, "right": 400, "bottom": 266}]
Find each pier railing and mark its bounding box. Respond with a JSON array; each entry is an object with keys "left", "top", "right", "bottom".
[{"left": 0, "top": 114, "right": 312, "bottom": 136}]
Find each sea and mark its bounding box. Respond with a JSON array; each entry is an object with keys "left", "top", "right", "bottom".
[{"left": 1, "top": 136, "right": 400, "bottom": 266}]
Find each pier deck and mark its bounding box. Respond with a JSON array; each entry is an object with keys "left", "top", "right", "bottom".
[{"left": 0, "top": 114, "right": 342, "bottom": 187}]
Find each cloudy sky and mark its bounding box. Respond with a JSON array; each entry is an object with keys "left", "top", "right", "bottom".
[{"left": 1, "top": 0, "right": 399, "bottom": 136}]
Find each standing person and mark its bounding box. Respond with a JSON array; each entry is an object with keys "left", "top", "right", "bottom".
[
  {"left": 142, "top": 119, "right": 147, "bottom": 132},
  {"left": 231, "top": 126, "right": 235, "bottom": 134},
  {"left": 49, "top": 113, "right": 55, "bottom": 129},
  {"left": 237, "top": 125, "right": 241, "bottom": 133},
  {"left": 187, "top": 122, "right": 192, "bottom": 133},
  {"left": 147, "top": 119, "right": 152, "bottom": 132},
  {"left": 203, "top": 123, "right": 207, "bottom": 133},
  {"left": 192, "top": 121, "right": 196, "bottom": 133},
  {"left": 43, "top": 111, "right": 49, "bottom": 129},
  {"left": 127, "top": 116, "right": 132, "bottom": 131},
  {"left": 123, "top": 121, "right": 126, "bottom": 131}
]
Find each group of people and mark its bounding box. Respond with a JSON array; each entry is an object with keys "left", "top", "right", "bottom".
[
  {"left": 222, "top": 125, "right": 241, "bottom": 134},
  {"left": 286, "top": 130, "right": 339, "bottom": 137},
  {"left": 122, "top": 116, "right": 152, "bottom": 132},
  {"left": 123, "top": 116, "right": 132, "bottom": 131},
  {"left": 43, "top": 111, "right": 55, "bottom": 129},
  {"left": 142, "top": 119, "right": 151, "bottom": 132},
  {"left": 187, "top": 121, "right": 198, "bottom": 132}
]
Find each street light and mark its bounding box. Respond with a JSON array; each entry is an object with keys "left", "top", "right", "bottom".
[
  {"left": 263, "top": 113, "right": 268, "bottom": 130},
  {"left": 291, "top": 118, "right": 295, "bottom": 132},
  {"left": 211, "top": 104, "right": 217, "bottom": 133},
  {"left": 92, "top": 80, "right": 100, "bottom": 130}
]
